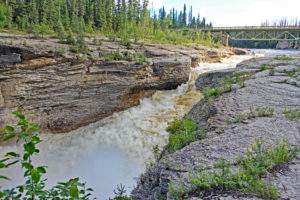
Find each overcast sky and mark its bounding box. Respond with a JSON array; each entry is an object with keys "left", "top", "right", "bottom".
[{"left": 149, "top": 0, "right": 300, "bottom": 26}]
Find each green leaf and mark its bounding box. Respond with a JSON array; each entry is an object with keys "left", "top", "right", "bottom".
[
  {"left": 0, "top": 175, "right": 11, "bottom": 180},
  {"left": 37, "top": 166, "right": 46, "bottom": 174},
  {"left": 29, "top": 125, "right": 39, "bottom": 131},
  {"left": 23, "top": 153, "right": 29, "bottom": 161},
  {"left": 12, "top": 112, "right": 25, "bottom": 120},
  {"left": 24, "top": 142, "right": 35, "bottom": 154},
  {"left": 22, "top": 162, "right": 33, "bottom": 170},
  {"left": 74, "top": 182, "right": 84, "bottom": 187},
  {"left": 17, "top": 185, "right": 24, "bottom": 193},
  {"left": 31, "top": 136, "right": 41, "bottom": 144},
  {"left": 6, "top": 152, "right": 20, "bottom": 158},
  {"left": 0, "top": 163, "right": 7, "bottom": 168},
  {"left": 0, "top": 158, "right": 9, "bottom": 163},
  {"left": 5, "top": 126, "right": 14, "bottom": 132},
  {"left": 30, "top": 169, "right": 41, "bottom": 183},
  {"left": 69, "top": 184, "right": 79, "bottom": 198},
  {"left": 3, "top": 134, "right": 16, "bottom": 141}
]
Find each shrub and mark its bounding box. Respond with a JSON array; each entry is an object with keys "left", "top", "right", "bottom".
[
  {"left": 69, "top": 45, "right": 79, "bottom": 53},
  {"left": 93, "top": 37, "right": 101, "bottom": 46},
  {"left": 274, "top": 55, "right": 293, "bottom": 61},
  {"left": 66, "top": 32, "right": 76, "bottom": 45},
  {"left": 165, "top": 117, "right": 198, "bottom": 153},
  {"left": 184, "top": 139, "right": 298, "bottom": 199},
  {"left": 283, "top": 109, "right": 300, "bottom": 119},
  {"left": 255, "top": 107, "right": 274, "bottom": 117},
  {"left": 0, "top": 111, "right": 93, "bottom": 199}
]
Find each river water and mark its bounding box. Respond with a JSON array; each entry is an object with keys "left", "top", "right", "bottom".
[{"left": 0, "top": 49, "right": 299, "bottom": 199}]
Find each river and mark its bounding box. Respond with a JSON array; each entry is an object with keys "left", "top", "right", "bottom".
[{"left": 0, "top": 49, "right": 299, "bottom": 199}]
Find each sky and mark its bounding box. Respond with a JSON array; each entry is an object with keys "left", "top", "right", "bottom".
[{"left": 149, "top": 0, "right": 300, "bottom": 27}]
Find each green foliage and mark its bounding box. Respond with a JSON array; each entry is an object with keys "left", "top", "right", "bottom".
[
  {"left": 227, "top": 107, "right": 274, "bottom": 124},
  {"left": 183, "top": 139, "right": 298, "bottom": 199},
  {"left": 168, "top": 180, "right": 187, "bottom": 199},
  {"left": 283, "top": 108, "right": 300, "bottom": 119},
  {"left": 66, "top": 32, "right": 76, "bottom": 45},
  {"left": 93, "top": 38, "right": 101, "bottom": 46},
  {"left": 203, "top": 87, "right": 223, "bottom": 99},
  {"left": 69, "top": 45, "right": 79, "bottom": 53},
  {"left": 260, "top": 64, "right": 274, "bottom": 71},
  {"left": 49, "top": 48, "right": 55, "bottom": 53},
  {"left": 274, "top": 55, "right": 293, "bottom": 61},
  {"left": 58, "top": 48, "right": 66, "bottom": 54},
  {"left": 255, "top": 107, "right": 274, "bottom": 117},
  {"left": 31, "top": 24, "right": 53, "bottom": 38},
  {"left": 103, "top": 50, "right": 148, "bottom": 64},
  {"left": 0, "top": 111, "right": 93, "bottom": 199},
  {"left": 135, "top": 53, "right": 147, "bottom": 64},
  {"left": 112, "top": 184, "right": 131, "bottom": 200},
  {"left": 0, "top": 1, "right": 218, "bottom": 47},
  {"left": 283, "top": 69, "right": 296, "bottom": 78},
  {"left": 165, "top": 117, "right": 198, "bottom": 153}
]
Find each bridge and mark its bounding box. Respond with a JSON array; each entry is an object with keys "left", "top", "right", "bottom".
[{"left": 201, "top": 26, "right": 300, "bottom": 46}]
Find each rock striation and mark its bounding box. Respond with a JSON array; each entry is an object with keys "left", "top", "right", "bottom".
[
  {"left": 0, "top": 34, "right": 240, "bottom": 133},
  {"left": 132, "top": 55, "right": 300, "bottom": 200}
]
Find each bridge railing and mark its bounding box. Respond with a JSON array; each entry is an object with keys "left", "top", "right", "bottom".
[{"left": 201, "top": 26, "right": 300, "bottom": 30}]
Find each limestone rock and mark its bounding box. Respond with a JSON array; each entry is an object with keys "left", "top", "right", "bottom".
[
  {"left": 132, "top": 56, "right": 300, "bottom": 200},
  {"left": 0, "top": 34, "right": 237, "bottom": 133}
]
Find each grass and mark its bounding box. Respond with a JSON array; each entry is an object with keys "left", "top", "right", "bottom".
[
  {"left": 255, "top": 107, "right": 274, "bottom": 117},
  {"left": 260, "top": 64, "right": 274, "bottom": 71},
  {"left": 227, "top": 107, "right": 274, "bottom": 124},
  {"left": 203, "top": 87, "right": 223, "bottom": 99},
  {"left": 283, "top": 69, "right": 296, "bottom": 78},
  {"left": 165, "top": 117, "right": 198, "bottom": 153},
  {"left": 274, "top": 55, "right": 294, "bottom": 61},
  {"left": 283, "top": 109, "right": 300, "bottom": 119},
  {"left": 103, "top": 50, "right": 148, "bottom": 64},
  {"left": 169, "top": 139, "right": 299, "bottom": 199}
]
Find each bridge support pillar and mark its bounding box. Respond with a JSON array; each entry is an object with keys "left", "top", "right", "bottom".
[{"left": 221, "top": 31, "right": 229, "bottom": 46}]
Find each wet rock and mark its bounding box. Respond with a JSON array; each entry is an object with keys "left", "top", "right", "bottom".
[
  {"left": 195, "top": 68, "right": 236, "bottom": 90},
  {"left": 232, "top": 47, "right": 249, "bottom": 55}
]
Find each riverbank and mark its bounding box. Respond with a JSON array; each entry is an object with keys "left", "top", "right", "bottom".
[
  {"left": 132, "top": 55, "right": 300, "bottom": 199},
  {"left": 0, "top": 33, "right": 246, "bottom": 134}
]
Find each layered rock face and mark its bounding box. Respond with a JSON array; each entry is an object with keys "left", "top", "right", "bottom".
[
  {"left": 132, "top": 56, "right": 300, "bottom": 200},
  {"left": 0, "top": 34, "right": 237, "bottom": 133}
]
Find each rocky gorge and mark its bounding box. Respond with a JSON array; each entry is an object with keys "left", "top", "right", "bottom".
[
  {"left": 0, "top": 33, "right": 243, "bottom": 134},
  {"left": 132, "top": 55, "right": 300, "bottom": 199}
]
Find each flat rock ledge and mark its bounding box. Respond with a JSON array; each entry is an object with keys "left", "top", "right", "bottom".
[
  {"left": 0, "top": 33, "right": 243, "bottom": 133},
  {"left": 132, "top": 55, "right": 300, "bottom": 200}
]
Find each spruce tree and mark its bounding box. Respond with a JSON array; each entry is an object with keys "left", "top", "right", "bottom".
[{"left": 183, "top": 4, "right": 186, "bottom": 27}]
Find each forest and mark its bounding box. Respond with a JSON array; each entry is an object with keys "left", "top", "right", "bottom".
[{"left": 0, "top": 0, "right": 216, "bottom": 46}]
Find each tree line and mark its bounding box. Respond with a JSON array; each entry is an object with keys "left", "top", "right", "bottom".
[
  {"left": 261, "top": 17, "right": 300, "bottom": 27},
  {"left": 0, "top": 0, "right": 212, "bottom": 37}
]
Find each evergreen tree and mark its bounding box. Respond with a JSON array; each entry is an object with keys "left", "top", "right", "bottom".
[
  {"left": 105, "top": 0, "right": 113, "bottom": 31},
  {"left": 100, "top": 0, "right": 106, "bottom": 29},
  {"left": 121, "top": 0, "right": 126, "bottom": 27},
  {"left": 128, "top": 0, "right": 133, "bottom": 22},
  {"left": 183, "top": 4, "right": 186, "bottom": 26}
]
